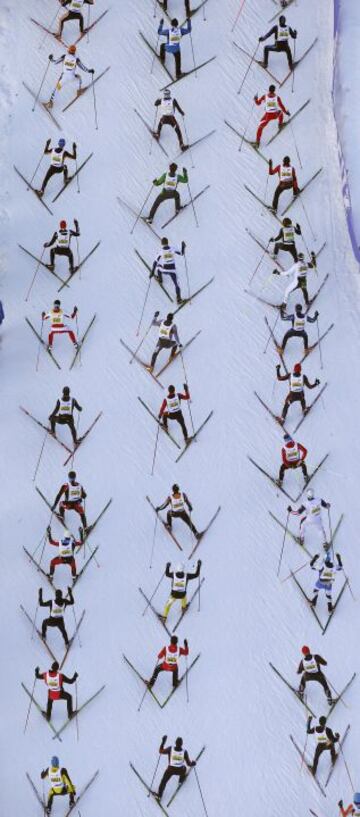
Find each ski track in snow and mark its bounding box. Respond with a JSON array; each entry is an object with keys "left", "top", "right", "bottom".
[{"left": 2, "top": 0, "right": 360, "bottom": 814}]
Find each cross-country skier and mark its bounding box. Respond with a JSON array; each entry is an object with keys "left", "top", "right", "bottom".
[
  {"left": 310, "top": 552, "right": 343, "bottom": 612},
  {"left": 147, "top": 312, "right": 180, "bottom": 373},
  {"left": 39, "top": 586, "right": 74, "bottom": 645},
  {"left": 154, "top": 89, "right": 187, "bottom": 150},
  {"left": 273, "top": 252, "right": 317, "bottom": 309},
  {"left": 46, "top": 45, "right": 94, "bottom": 108},
  {"left": 254, "top": 85, "right": 290, "bottom": 146},
  {"left": 278, "top": 304, "right": 319, "bottom": 354},
  {"left": 276, "top": 362, "right": 320, "bottom": 423},
  {"left": 258, "top": 15, "right": 297, "bottom": 71},
  {"left": 148, "top": 636, "right": 189, "bottom": 690},
  {"left": 158, "top": 17, "right": 192, "bottom": 79},
  {"left": 159, "top": 383, "right": 190, "bottom": 442},
  {"left": 156, "top": 484, "right": 200, "bottom": 538},
  {"left": 151, "top": 237, "right": 186, "bottom": 303},
  {"left": 159, "top": 0, "right": 192, "bottom": 16},
  {"left": 288, "top": 489, "right": 330, "bottom": 548},
  {"left": 278, "top": 432, "right": 308, "bottom": 486},
  {"left": 156, "top": 735, "right": 196, "bottom": 801},
  {"left": 269, "top": 217, "right": 302, "bottom": 262},
  {"left": 41, "top": 756, "right": 76, "bottom": 815},
  {"left": 147, "top": 164, "right": 188, "bottom": 224},
  {"left": 306, "top": 715, "right": 339, "bottom": 775},
  {"left": 268, "top": 155, "right": 299, "bottom": 212},
  {"left": 35, "top": 661, "right": 78, "bottom": 720},
  {"left": 49, "top": 386, "right": 82, "bottom": 445},
  {"left": 339, "top": 793, "right": 360, "bottom": 817},
  {"left": 44, "top": 219, "right": 80, "bottom": 275},
  {"left": 57, "top": 0, "right": 94, "bottom": 38},
  {"left": 52, "top": 470, "right": 88, "bottom": 529},
  {"left": 297, "top": 645, "right": 333, "bottom": 704},
  {"left": 162, "top": 560, "right": 201, "bottom": 621},
  {"left": 47, "top": 525, "right": 84, "bottom": 579},
  {"left": 42, "top": 300, "right": 78, "bottom": 352},
  {"left": 37, "top": 139, "right": 77, "bottom": 197}
]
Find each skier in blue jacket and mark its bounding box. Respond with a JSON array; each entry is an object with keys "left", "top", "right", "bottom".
[{"left": 158, "top": 17, "right": 192, "bottom": 78}]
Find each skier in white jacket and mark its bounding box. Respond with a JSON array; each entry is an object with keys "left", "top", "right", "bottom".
[
  {"left": 288, "top": 489, "right": 330, "bottom": 548},
  {"left": 272, "top": 251, "right": 316, "bottom": 309}
]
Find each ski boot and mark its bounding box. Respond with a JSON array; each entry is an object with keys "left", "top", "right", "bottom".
[
  {"left": 310, "top": 595, "right": 318, "bottom": 607},
  {"left": 69, "top": 794, "right": 75, "bottom": 807},
  {"left": 36, "top": 190, "right": 44, "bottom": 198},
  {"left": 297, "top": 688, "right": 304, "bottom": 700},
  {"left": 145, "top": 365, "right": 154, "bottom": 373},
  {"left": 165, "top": 523, "right": 172, "bottom": 531},
  {"left": 44, "top": 100, "right": 53, "bottom": 110},
  {"left": 326, "top": 692, "right": 333, "bottom": 705},
  {"left": 180, "top": 142, "right": 188, "bottom": 152},
  {"left": 327, "top": 601, "right": 333, "bottom": 613},
  {"left": 152, "top": 132, "right": 160, "bottom": 141},
  {"left": 47, "top": 344, "right": 52, "bottom": 352},
  {"left": 46, "top": 264, "right": 55, "bottom": 271},
  {"left": 45, "top": 805, "right": 52, "bottom": 816},
  {"left": 145, "top": 217, "right": 153, "bottom": 224},
  {"left": 146, "top": 679, "right": 155, "bottom": 690}
]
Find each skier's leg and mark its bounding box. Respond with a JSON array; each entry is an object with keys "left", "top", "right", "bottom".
[
  {"left": 272, "top": 183, "right": 282, "bottom": 212},
  {"left": 148, "top": 192, "right": 165, "bottom": 222},
  {"left": 67, "top": 248, "right": 75, "bottom": 273},
  {"left": 301, "top": 461, "right": 308, "bottom": 480},
  {"left": 174, "top": 120, "right": 185, "bottom": 147},
  {"left": 68, "top": 417, "right": 77, "bottom": 444},
  {"left": 174, "top": 50, "right": 181, "bottom": 78},
  {"left": 57, "top": 618, "right": 69, "bottom": 645},
  {"left": 163, "top": 595, "right": 176, "bottom": 618},
  {"left": 285, "top": 42, "right": 293, "bottom": 70},
  {"left": 312, "top": 744, "right": 322, "bottom": 774},
  {"left": 172, "top": 666, "right": 179, "bottom": 687},
  {"left": 179, "top": 510, "right": 198, "bottom": 535},
  {"left": 46, "top": 696, "right": 53, "bottom": 721},
  {"left": 282, "top": 394, "right": 291, "bottom": 420},
  {"left": 166, "top": 510, "right": 174, "bottom": 528},
  {"left": 42, "top": 617, "right": 50, "bottom": 639},
  {"left": 177, "top": 411, "right": 188, "bottom": 441},
  {"left": 61, "top": 690, "right": 73, "bottom": 718},
  {"left": 158, "top": 768, "right": 173, "bottom": 799},
  {"left": 278, "top": 463, "right": 286, "bottom": 483},
  {"left": 148, "top": 664, "right": 164, "bottom": 687},
  {"left": 160, "top": 43, "right": 166, "bottom": 64}
]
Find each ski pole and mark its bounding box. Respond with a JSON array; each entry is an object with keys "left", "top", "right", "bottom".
[
  {"left": 137, "top": 668, "right": 154, "bottom": 712},
  {"left": 32, "top": 59, "right": 52, "bottom": 112},
  {"left": 239, "top": 98, "right": 255, "bottom": 153},
  {"left": 142, "top": 570, "right": 165, "bottom": 615},
  {"left": 202, "top": 1, "right": 206, "bottom": 21},
  {"left": 194, "top": 768, "right": 209, "bottom": 817},
  {"left": 75, "top": 311, "right": 81, "bottom": 365},
  {"left": 277, "top": 510, "right": 289, "bottom": 577},
  {"left": 151, "top": 421, "right": 160, "bottom": 478},
  {"left": 28, "top": 151, "right": 45, "bottom": 189},
  {"left": 24, "top": 676, "right": 37, "bottom": 733},
  {"left": 33, "top": 429, "right": 48, "bottom": 482},
  {"left": 316, "top": 314, "right": 323, "bottom": 371},
  {"left": 300, "top": 701, "right": 310, "bottom": 770},
  {"left": 86, "top": 3, "right": 91, "bottom": 43},
  {"left": 38, "top": 8, "right": 60, "bottom": 49},
  {"left": 187, "top": 180, "right": 199, "bottom": 228},
  {"left": 25, "top": 246, "right": 46, "bottom": 302},
  {"left": 180, "top": 355, "right": 196, "bottom": 436},
  {"left": 35, "top": 317, "right": 44, "bottom": 372},
  {"left": 183, "top": 250, "right": 191, "bottom": 301},
  {"left": 135, "top": 283, "right": 153, "bottom": 341},
  {"left": 289, "top": 119, "right": 302, "bottom": 169},
  {"left": 198, "top": 570, "right": 201, "bottom": 611},
  {"left": 75, "top": 156, "right": 80, "bottom": 194},
  {"left": 149, "top": 509, "right": 159, "bottom": 568},
  {"left": 72, "top": 600, "right": 82, "bottom": 648},
  {"left": 299, "top": 194, "right": 316, "bottom": 241},
  {"left": 75, "top": 680, "right": 79, "bottom": 742},
  {"left": 148, "top": 753, "right": 161, "bottom": 798},
  {"left": 185, "top": 652, "right": 189, "bottom": 703},
  {"left": 182, "top": 116, "right": 194, "bottom": 169},
  {"left": 189, "top": 30, "right": 197, "bottom": 77},
  {"left": 300, "top": 229, "right": 312, "bottom": 258},
  {"left": 151, "top": 34, "right": 160, "bottom": 75},
  {"left": 91, "top": 73, "right": 98, "bottom": 130},
  {"left": 231, "top": 0, "right": 246, "bottom": 32},
  {"left": 150, "top": 108, "right": 157, "bottom": 155},
  {"left": 263, "top": 310, "right": 279, "bottom": 354},
  {"left": 247, "top": 240, "right": 270, "bottom": 285},
  {"left": 153, "top": 0, "right": 157, "bottom": 18},
  {"left": 237, "top": 42, "right": 258, "bottom": 96},
  {"left": 291, "top": 40, "right": 296, "bottom": 94},
  {"left": 338, "top": 741, "right": 354, "bottom": 790},
  {"left": 31, "top": 602, "right": 39, "bottom": 641},
  {"left": 327, "top": 678, "right": 348, "bottom": 709},
  {"left": 281, "top": 559, "right": 309, "bottom": 583},
  {"left": 261, "top": 172, "right": 269, "bottom": 218},
  {"left": 32, "top": 528, "right": 48, "bottom": 559},
  {"left": 130, "top": 185, "right": 154, "bottom": 234}
]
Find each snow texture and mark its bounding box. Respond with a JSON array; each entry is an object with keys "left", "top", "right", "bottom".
[{"left": 1, "top": 0, "right": 360, "bottom": 815}]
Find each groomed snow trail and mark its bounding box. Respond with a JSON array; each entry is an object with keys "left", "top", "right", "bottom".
[{"left": 1, "top": 1, "right": 360, "bottom": 815}]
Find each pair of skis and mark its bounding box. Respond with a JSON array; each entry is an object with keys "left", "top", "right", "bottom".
[
  {"left": 146, "top": 495, "right": 221, "bottom": 555},
  {"left": 36, "top": 485, "right": 112, "bottom": 545},
  {"left": 22, "top": 682, "right": 104, "bottom": 740},
  {"left": 254, "top": 383, "right": 329, "bottom": 436},
  {"left": 138, "top": 397, "right": 214, "bottom": 462},
  {"left": 225, "top": 99, "right": 310, "bottom": 158},
  {"left": 134, "top": 108, "right": 216, "bottom": 158},
  {"left": 269, "top": 661, "right": 356, "bottom": 719},
  {"left": 25, "top": 314, "right": 96, "bottom": 371},
  {"left": 268, "top": 511, "right": 344, "bottom": 560},
  {"left": 139, "top": 31, "right": 216, "bottom": 90},
  {"left": 139, "top": 579, "right": 205, "bottom": 636},
  {"left": 290, "top": 723, "right": 350, "bottom": 796},
  {"left": 24, "top": 542, "right": 99, "bottom": 592},
  {"left": 21, "top": 604, "right": 85, "bottom": 669},
  {"left": 20, "top": 405, "right": 102, "bottom": 465},
  {"left": 30, "top": 9, "right": 109, "bottom": 45},
  {"left": 130, "top": 746, "right": 205, "bottom": 812},
  {"left": 291, "top": 569, "right": 349, "bottom": 635},
  {"left": 248, "top": 452, "right": 329, "bottom": 502},
  {"left": 120, "top": 332, "right": 201, "bottom": 390},
  {"left": 124, "top": 653, "right": 200, "bottom": 708},
  {"left": 234, "top": 39, "right": 318, "bottom": 89}
]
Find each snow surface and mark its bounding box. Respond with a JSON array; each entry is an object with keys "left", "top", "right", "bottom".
[
  {"left": 1, "top": 0, "right": 360, "bottom": 815},
  {"left": 333, "top": 0, "right": 360, "bottom": 252}
]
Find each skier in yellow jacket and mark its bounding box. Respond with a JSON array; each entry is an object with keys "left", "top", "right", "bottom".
[{"left": 41, "top": 756, "right": 76, "bottom": 814}]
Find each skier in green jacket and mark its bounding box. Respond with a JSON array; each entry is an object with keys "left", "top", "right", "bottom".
[{"left": 147, "top": 163, "right": 188, "bottom": 223}]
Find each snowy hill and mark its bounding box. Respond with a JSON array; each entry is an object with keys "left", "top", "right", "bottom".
[{"left": 2, "top": 0, "right": 360, "bottom": 815}]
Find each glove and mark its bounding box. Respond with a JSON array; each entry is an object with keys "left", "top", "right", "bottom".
[
  {"left": 149, "top": 270, "right": 154, "bottom": 279},
  {"left": 35, "top": 666, "right": 40, "bottom": 675},
  {"left": 183, "top": 382, "right": 188, "bottom": 391},
  {"left": 286, "top": 110, "right": 290, "bottom": 116},
  {"left": 43, "top": 242, "right": 48, "bottom": 248},
  {"left": 253, "top": 95, "right": 258, "bottom": 102},
  {"left": 181, "top": 241, "right": 186, "bottom": 253},
  {"left": 154, "top": 310, "right": 160, "bottom": 318},
  {"left": 46, "top": 525, "right": 51, "bottom": 534},
  {"left": 335, "top": 732, "right": 340, "bottom": 740},
  {"left": 315, "top": 378, "right": 320, "bottom": 386},
  {"left": 48, "top": 54, "right": 53, "bottom": 61},
  {"left": 161, "top": 734, "right": 167, "bottom": 744},
  {"left": 272, "top": 269, "right": 280, "bottom": 276},
  {"left": 268, "top": 159, "right": 273, "bottom": 167},
  {"left": 178, "top": 343, "right": 183, "bottom": 349},
  {"left": 293, "top": 30, "right": 298, "bottom": 38},
  {"left": 160, "top": 18, "right": 164, "bottom": 24},
  {"left": 183, "top": 167, "right": 187, "bottom": 174},
  {"left": 287, "top": 505, "right": 292, "bottom": 512},
  {"left": 198, "top": 559, "right": 202, "bottom": 567},
  {"left": 41, "top": 311, "right": 46, "bottom": 319},
  {"left": 293, "top": 189, "right": 299, "bottom": 196},
  {"left": 336, "top": 553, "right": 343, "bottom": 567},
  {"left": 51, "top": 504, "right": 56, "bottom": 511},
  {"left": 41, "top": 770, "right": 47, "bottom": 779},
  {"left": 67, "top": 586, "right": 72, "bottom": 594},
  {"left": 184, "top": 639, "right": 188, "bottom": 648},
  {"left": 191, "top": 760, "right": 197, "bottom": 767},
  {"left": 307, "top": 715, "right": 312, "bottom": 726},
  {"left": 310, "top": 555, "right": 318, "bottom": 567},
  {"left": 74, "top": 671, "right": 79, "bottom": 680},
  {"left": 338, "top": 801, "right": 343, "bottom": 808},
  {"left": 326, "top": 502, "right": 331, "bottom": 508},
  {"left": 269, "top": 237, "right": 274, "bottom": 242},
  {"left": 276, "top": 364, "right": 280, "bottom": 371},
  {"left": 73, "top": 305, "right": 78, "bottom": 314},
  {"left": 296, "top": 223, "right": 301, "bottom": 232},
  {"left": 90, "top": 68, "right": 95, "bottom": 74},
  {"left": 73, "top": 142, "right": 77, "bottom": 150},
  {"left": 258, "top": 36, "right": 263, "bottom": 42},
  {"left": 314, "top": 310, "right": 319, "bottom": 318}
]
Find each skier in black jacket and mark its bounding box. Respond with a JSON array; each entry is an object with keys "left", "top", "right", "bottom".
[
  {"left": 258, "top": 16, "right": 297, "bottom": 70},
  {"left": 307, "top": 715, "right": 339, "bottom": 774},
  {"left": 270, "top": 217, "right": 302, "bottom": 262},
  {"left": 297, "top": 645, "right": 333, "bottom": 703},
  {"left": 39, "top": 587, "right": 74, "bottom": 646},
  {"left": 44, "top": 219, "right": 80, "bottom": 274},
  {"left": 49, "top": 387, "right": 82, "bottom": 445},
  {"left": 156, "top": 735, "right": 196, "bottom": 801},
  {"left": 162, "top": 560, "right": 201, "bottom": 621}
]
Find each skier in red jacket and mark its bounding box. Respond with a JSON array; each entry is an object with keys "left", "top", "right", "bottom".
[
  {"left": 278, "top": 432, "right": 308, "bottom": 486},
  {"left": 35, "top": 661, "right": 78, "bottom": 720},
  {"left": 254, "top": 85, "right": 290, "bottom": 146},
  {"left": 268, "top": 155, "right": 299, "bottom": 212},
  {"left": 159, "top": 383, "right": 190, "bottom": 442},
  {"left": 148, "top": 636, "right": 189, "bottom": 690}
]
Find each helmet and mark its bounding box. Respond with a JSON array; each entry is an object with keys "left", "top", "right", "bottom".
[
  {"left": 354, "top": 795, "right": 360, "bottom": 807},
  {"left": 63, "top": 386, "right": 70, "bottom": 394},
  {"left": 168, "top": 385, "right": 175, "bottom": 394},
  {"left": 283, "top": 433, "right": 292, "bottom": 443},
  {"left": 307, "top": 489, "right": 314, "bottom": 500},
  {"left": 171, "top": 18, "right": 179, "bottom": 26},
  {"left": 301, "top": 645, "right": 310, "bottom": 656},
  {"left": 51, "top": 756, "right": 60, "bottom": 768},
  {"left": 269, "top": 84, "right": 276, "bottom": 93},
  {"left": 68, "top": 470, "right": 76, "bottom": 480},
  {"left": 295, "top": 303, "right": 302, "bottom": 313},
  {"left": 53, "top": 299, "right": 61, "bottom": 307},
  {"left": 58, "top": 138, "right": 66, "bottom": 148},
  {"left": 283, "top": 155, "right": 290, "bottom": 165},
  {"left": 293, "top": 363, "right": 301, "bottom": 374},
  {"left": 161, "top": 236, "right": 169, "bottom": 246},
  {"left": 297, "top": 252, "right": 305, "bottom": 260},
  {"left": 172, "top": 484, "right": 180, "bottom": 493},
  {"left": 282, "top": 217, "right": 292, "bottom": 226},
  {"left": 59, "top": 220, "right": 67, "bottom": 229},
  {"left": 55, "top": 589, "right": 63, "bottom": 600},
  {"left": 163, "top": 88, "right": 171, "bottom": 99},
  {"left": 175, "top": 736, "right": 183, "bottom": 748},
  {"left": 68, "top": 44, "right": 76, "bottom": 54},
  {"left": 176, "top": 563, "right": 185, "bottom": 574},
  {"left": 279, "top": 15, "right": 286, "bottom": 25}
]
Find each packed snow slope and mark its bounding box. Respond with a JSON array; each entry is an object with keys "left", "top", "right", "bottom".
[{"left": 1, "top": 0, "right": 360, "bottom": 815}]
